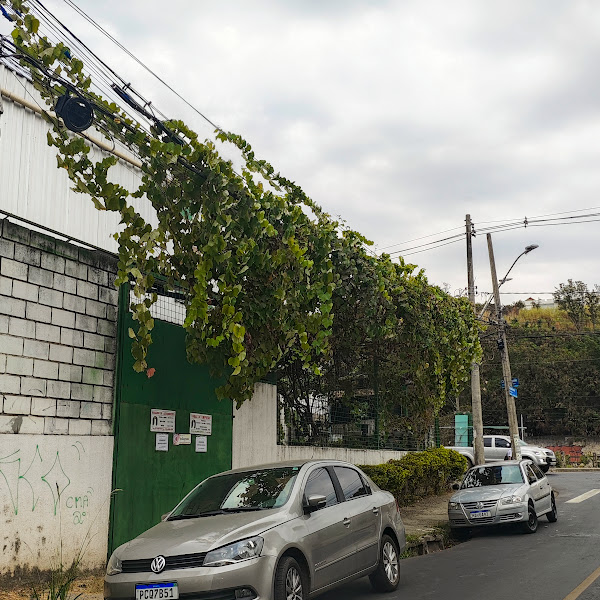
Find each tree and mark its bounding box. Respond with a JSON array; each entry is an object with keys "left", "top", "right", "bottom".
[
  {"left": 554, "top": 280, "right": 588, "bottom": 330},
  {"left": 587, "top": 285, "right": 600, "bottom": 330}
]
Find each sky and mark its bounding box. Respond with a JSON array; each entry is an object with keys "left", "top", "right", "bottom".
[{"left": 4, "top": 1, "right": 600, "bottom": 304}]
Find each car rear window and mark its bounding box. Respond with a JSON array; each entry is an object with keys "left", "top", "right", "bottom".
[{"left": 333, "top": 466, "right": 369, "bottom": 500}]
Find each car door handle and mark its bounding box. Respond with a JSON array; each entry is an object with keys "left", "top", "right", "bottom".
[
  {"left": 372, "top": 507, "right": 380, "bottom": 515},
  {"left": 342, "top": 518, "right": 351, "bottom": 527}
]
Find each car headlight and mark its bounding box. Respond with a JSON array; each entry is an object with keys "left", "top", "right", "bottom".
[
  {"left": 106, "top": 552, "right": 122, "bottom": 576},
  {"left": 534, "top": 451, "right": 544, "bottom": 457},
  {"left": 501, "top": 495, "right": 523, "bottom": 505},
  {"left": 203, "top": 536, "right": 264, "bottom": 567},
  {"left": 448, "top": 502, "right": 459, "bottom": 510}
]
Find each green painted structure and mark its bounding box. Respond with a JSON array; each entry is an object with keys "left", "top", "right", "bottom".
[{"left": 108, "top": 291, "right": 233, "bottom": 553}]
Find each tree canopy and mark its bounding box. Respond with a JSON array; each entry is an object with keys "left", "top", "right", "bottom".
[{"left": 5, "top": 4, "right": 481, "bottom": 410}]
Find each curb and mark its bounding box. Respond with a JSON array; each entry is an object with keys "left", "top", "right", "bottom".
[
  {"left": 406, "top": 533, "right": 446, "bottom": 555},
  {"left": 550, "top": 468, "right": 600, "bottom": 472}
]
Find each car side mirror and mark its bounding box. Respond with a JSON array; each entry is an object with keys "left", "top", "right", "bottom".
[
  {"left": 452, "top": 483, "right": 460, "bottom": 491},
  {"left": 304, "top": 494, "right": 327, "bottom": 513}
]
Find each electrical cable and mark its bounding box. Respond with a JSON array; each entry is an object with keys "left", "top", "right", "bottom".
[{"left": 60, "top": 0, "right": 223, "bottom": 133}]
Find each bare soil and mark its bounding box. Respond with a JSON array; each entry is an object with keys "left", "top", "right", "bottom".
[{"left": 0, "top": 573, "right": 104, "bottom": 600}]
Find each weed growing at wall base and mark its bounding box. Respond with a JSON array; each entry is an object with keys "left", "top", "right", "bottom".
[{"left": 29, "top": 486, "right": 120, "bottom": 600}]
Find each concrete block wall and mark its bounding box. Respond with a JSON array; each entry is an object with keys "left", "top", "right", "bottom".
[{"left": 0, "top": 219, "right": 118, "bottom": 436}]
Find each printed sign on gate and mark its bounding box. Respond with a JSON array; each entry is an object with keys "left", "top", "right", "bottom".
[{"left": 190, "top": 413, "right": 212, "bottom": 435}]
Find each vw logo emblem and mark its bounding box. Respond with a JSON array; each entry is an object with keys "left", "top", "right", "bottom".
[
  {"left": 151, "top": 555, "right": 166, "bottom": 574},
  {"left": 476, "top": 501, "right": 483, "bottom": 509}
]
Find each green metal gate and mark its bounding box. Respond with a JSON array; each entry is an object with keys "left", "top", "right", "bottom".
[{"left": 108, "top": 287, "right": 233, "bottom": 553}]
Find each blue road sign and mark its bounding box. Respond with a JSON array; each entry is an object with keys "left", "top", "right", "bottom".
[
  {"left": 509, "top": 386, "right": 518, "bottom": 398},
  {"left": 501, "top": 378, "right": 519, "bottom": 389}
]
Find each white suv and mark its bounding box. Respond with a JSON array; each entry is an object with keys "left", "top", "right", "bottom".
[{"left": 483, "top": 435, "right": 554, "bottom": 472}]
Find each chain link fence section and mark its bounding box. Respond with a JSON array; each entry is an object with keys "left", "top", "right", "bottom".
[{"left": 128, "top": 283, "right": 187, "bottom": 326}]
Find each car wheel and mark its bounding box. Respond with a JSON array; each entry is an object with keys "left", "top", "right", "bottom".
[
  {"left": 369, "top": 534, "right": 400, "bottom": 593},
  {"left": 274, "top": 555, "right": 307, "bottom": 600},
  {"left": 521, "top": 503, "right": 538, "bottom": 534},
  {"left": 547, "top": 493, "right": 558, "bottom": 523}
]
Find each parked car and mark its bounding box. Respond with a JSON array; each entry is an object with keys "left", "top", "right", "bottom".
[
  {"left": 104, "top": 460, "right": 406, "bottom": 600},
  {"left": 446, "top": 435, "right": 555, "bottom": 471},
  {"left": 448, "top": 459, "right": 558, "bottom": 535}
]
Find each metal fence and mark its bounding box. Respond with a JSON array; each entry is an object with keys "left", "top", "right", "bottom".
[
  {"left": 277, "top": 392, "right": 433, "bottom": 452},
  {"left": 129, "top": 283, "right": 187, "bottom": 326}
]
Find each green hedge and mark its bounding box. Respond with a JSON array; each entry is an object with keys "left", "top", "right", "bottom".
[{"left": 360, "top": 447, "right": 468, "bottom": 507}]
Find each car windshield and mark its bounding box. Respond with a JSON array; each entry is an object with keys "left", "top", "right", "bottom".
[
  {"left": 461, "top": 465, "right": 524, "bottom": 488},
  {"left": 168, "top": 467, "right": 299, "bottom": 519}
]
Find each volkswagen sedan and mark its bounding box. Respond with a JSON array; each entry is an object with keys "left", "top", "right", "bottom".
[
  {"left": 104, "top": 459, "right": 406, "bottom": 600},
  {"left": 448, "top": 459, "right": 558, "bottom": 535}
]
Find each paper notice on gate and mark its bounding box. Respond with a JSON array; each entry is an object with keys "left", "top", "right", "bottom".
[
  {"left": 190, "top": 413, "right": 212, "bottom": 435},
  {"left": 150, "top": 409, "right": 176, "bottom": 432},
  {"left": 155, "top": 433, "right": 169, "bottom": 452},
  {"left": 195, "top": 436, "right": 208, "bottom": 453}
]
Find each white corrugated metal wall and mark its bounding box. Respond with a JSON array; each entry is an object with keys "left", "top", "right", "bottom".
[{"left": 0, "top": 64, "right": 157, "bottom": 250}]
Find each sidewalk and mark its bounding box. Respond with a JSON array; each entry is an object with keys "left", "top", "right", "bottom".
[{"left": 399, "top": 490, "right": 453, "bottom": 537}]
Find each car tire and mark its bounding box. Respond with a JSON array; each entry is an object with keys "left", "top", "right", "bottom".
[
  {"left": 274, "top": 555, "right": 307, "bottom": 600},
  {"left": 547, "top": 493, "right": 558, "bottom": 523},
  {"left": 521, "top": 503, "right": 538, "bottom": 534},
  {"left": 369, "top": 534, "right": 400, "bottom": 593}
]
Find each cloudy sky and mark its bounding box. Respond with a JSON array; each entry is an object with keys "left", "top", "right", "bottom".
[{"left": 5, "top": 1, "right": 600, "bottom": 303}]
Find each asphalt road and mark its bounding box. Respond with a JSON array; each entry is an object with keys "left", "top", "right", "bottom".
[{"left": 319, "top": 472, "right": 600, "bottom": 600}]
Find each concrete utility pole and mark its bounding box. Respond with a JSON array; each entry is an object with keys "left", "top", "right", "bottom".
[
  {"left": 466, "top": 215, "right": 485, "bottom": 465},
  {"left": 486, "top": 235, "right": 538, "bottom": 461}
]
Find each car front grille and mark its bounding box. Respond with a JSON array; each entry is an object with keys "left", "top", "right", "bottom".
[
  {"left": 179, "top": 591, "right": 239, "bottom": 600},
  {"left": 461, "top": 500, "right": 497, "bottom": 510},
  {"left": 121, "top": 552, "right": 207, "bottom": 573}
]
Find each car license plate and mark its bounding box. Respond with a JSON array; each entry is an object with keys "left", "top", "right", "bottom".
[
  {"left": 470, "top": 510, "right": 491, "bottom": 519},
  {"left": 135, "top": 583, "right": 178, "bottom": 599}
]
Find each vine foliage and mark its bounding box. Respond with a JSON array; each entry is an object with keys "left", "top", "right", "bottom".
[{"left": 3, "top": 2, "right": 481, "bottom": 409}]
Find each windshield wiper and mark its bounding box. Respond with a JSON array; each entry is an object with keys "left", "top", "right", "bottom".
[
  {"left": 221, "top": 507, "right": 265, "bottom": 512},
  {"left": 168, "top": 507, "right": 267, "bottom": 520},
  {"left": 168, "top": 510, "right": 227, "bottom": 520}
]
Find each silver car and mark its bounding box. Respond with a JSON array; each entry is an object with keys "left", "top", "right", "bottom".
[
  {"left": 448, "top": 460, "right": 558, "bottom": 535},
  {"left": 104, "top": 459, "right": 406, "bottom": 599}
]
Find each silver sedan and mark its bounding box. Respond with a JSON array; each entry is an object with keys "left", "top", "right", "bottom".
[
  {"left": 448, "top": 460, "right": 558, "bottom": 535},
  {"left": 105, "top": 459, "right": 406, "bottom": 599}
]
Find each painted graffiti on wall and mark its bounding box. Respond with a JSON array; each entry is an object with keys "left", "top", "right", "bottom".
[{"left": 0, "top": 440, "right": 92, "bottom": 525}]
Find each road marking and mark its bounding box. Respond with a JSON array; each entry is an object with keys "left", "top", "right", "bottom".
[
  {"left": 563, "top": 564, "right": 600, "bottom": 600},
  {"left": 565, "top": 489, "right": 600, "bottom": 504}
]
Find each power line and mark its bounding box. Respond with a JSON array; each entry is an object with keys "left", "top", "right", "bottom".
[
  {"left": 60, "top": 0, "right": 223, "bottom": 133},
  {"left": 377, "top": 225, "right": 464, "bottom": 251},
  {"left": 384, "top": 208, "right": 600, "bottom": 258}
]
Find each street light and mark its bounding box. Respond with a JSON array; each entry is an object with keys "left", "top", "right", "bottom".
[{"left": 487, "top": 236, "right": 538, "bottom": 461}]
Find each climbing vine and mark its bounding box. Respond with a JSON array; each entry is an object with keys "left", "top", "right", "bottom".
[{"left": 3, "top": 2, "right": 481, "bottom": 408}]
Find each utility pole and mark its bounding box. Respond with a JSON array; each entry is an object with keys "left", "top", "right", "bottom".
[
  {"left": 466, "top": 215, "right": 485, "bottom": 465},
  {"left": 487, "top": 234, "right": 521, "bottom": 461}
]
